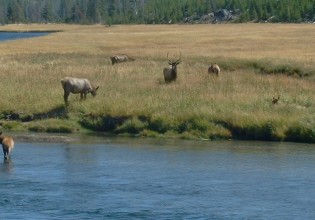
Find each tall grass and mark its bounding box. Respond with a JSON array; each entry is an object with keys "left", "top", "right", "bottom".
[{"left": 0, "top": 24, "right": 314, "bottom": 142}]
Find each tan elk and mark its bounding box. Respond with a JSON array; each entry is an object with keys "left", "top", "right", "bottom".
[
  {"left": 110, "top": 54, "right": 135, "bottom": 65},
  {"left": 163, "top": 52, "right": 182, "bottom": 83},
  {"left": 0, "top": 132, "right": 14, "bottom": 160},
  {"left": 61, "top": 77, "right": 99, "bottom": 105},
  {"left": 208, "top": 63, "right": 220, "bottom": 76}
]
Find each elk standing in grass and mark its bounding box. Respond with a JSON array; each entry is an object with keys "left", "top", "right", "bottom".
[
  {"left": 61, "top": 77, "right": 99, "bottom": 105},
  {"left": 272, "top": 95, "right": 280, "bottom": 105},
  {"left": 0, "top": 132, "right": 14, "bottom": 160},
  {"left": 208, "top": 63, "right": 220, "bottom": 76},
  {"left": 163, "top": 52, "right": 182, "bottom": 83}
]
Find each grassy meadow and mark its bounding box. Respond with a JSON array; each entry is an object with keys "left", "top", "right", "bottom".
[{"left": 0, "top": 23, "right": 314, "bottom": 142}]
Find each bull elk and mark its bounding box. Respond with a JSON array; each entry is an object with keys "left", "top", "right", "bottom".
[
  {"left": 208, "top": 63, "right": 220, "bottom": 76},
  {"left": 0, "top": 132, "right": 14, "bottom": 160},
  {"left": 110, "top": 54, "right": 135, "bottom": 65},
  {"left": 163, "top": 52, "right": 182, "bottom": 83},
  {"left": 61, "top": 77, "right": 99, "bottom": 105}
]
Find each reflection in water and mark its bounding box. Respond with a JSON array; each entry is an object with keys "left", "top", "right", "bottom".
[
  {"left": 1, "top": 158, "right": 14, "bottom": 174},
  {"left": 0, "top": 137, "right": 315, "bottom": 220}
]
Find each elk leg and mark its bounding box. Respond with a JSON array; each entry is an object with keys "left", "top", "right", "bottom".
[
  {"left": 3, "top": 148, "right": 8, "bottom": 159},
  {"left": 64, "top": 91, "right": 69, "bottom": 105}
]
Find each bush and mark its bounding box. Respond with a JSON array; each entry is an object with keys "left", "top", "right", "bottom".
[
  {"left": 79, "top": 114, "right": 129, "bottom": 131},
  {"left": 148, "top": 117, "right": 178, "bottom": 133},
  {"left": 229, "top": 121, "right": 278, "bottom": 141},
  {"left": 115, "top": 117, "right": 148, "bottom": 134},
  {"left": 1, "top": 121, "right": 23, "bottom": 131},
  {"left": 285, "top": 122, "right": 315, "bottom": 143},
  {"left": 28, "top": 119, "right": 76, "bottom": 133}
]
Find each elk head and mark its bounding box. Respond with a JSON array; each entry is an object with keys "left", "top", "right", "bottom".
[{"left": 167, "top": 52, "right": 182, "bottom": 70}]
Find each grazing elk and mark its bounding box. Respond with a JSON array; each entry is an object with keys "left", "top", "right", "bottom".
[
  {"left": 61, "top": 77, "right": 99, "bottom": 105},
  {"left": 110, "top": 54, "right": 135, "bottom": 65},
  {"left": 163, "top": 52, "right": 182, "bottom": 83},
  {"left": 208, "top": 63, "right": 220, "bottom": 76},
  {"left": 272, "top": 95, "right": 280, "bottom": 105},
  {"left": 0, "top": 132, "right": 14, "bottom": 160}
]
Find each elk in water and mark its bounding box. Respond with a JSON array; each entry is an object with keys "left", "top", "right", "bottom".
[
  {"left": 208, "top": 63, "right": 220, "bottom": 76},
  {"left": 110, "top": 54, "right": 135, "bottom": 65},
  {"left": 61, "top": 77, "right": 99, "bottom": 105},
  {"left": 163, "top": 52, "right": 182, "bottom": 83},
  {"left": 0, "top": 132, "right": 14, "bottom": 160}
]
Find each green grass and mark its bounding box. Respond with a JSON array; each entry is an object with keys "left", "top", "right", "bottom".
[{"left": 0, "top": 24, "right": 314, "bottom": 142}]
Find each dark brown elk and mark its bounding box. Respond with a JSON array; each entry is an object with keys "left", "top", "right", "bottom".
[
  {"left": 61, "top": 77, "right": 99, "bottom": 105},
  {"left": 272, "top": 96, "right": 280, "bottom": 105},
  {"left": 110, "top": 54, "right": 135, "bottom": 65},
  {"left": 0, "top": 132, "right": 14, "bottom": 160},
  {"left": 208, "top": 63, "right": 220, "bottom": 76},
  {"left": 163, "top": 52, "right": 182, "bottom": 83}
]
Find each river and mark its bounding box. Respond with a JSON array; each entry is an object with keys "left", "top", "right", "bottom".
[
  {"left": 0, "top": 31, "right": 50, "bottom": 42},
  {"left": 1, "top": 134, "right": 315, "bottom": 219}
]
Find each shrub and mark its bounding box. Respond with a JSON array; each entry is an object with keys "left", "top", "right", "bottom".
[
  {"left": 285, "top": 122, "right": 315, "bottom": 143},
  {"left": 229, "top": 121, "right": 278, "bottom": 141},
  {"left": 79, "top": 115, "right": 130, "bottom": 132},
  {"left": 148, "top": 117, "right": 178, "bottom": 133},
  {"left": 1, "top": 121, "right": 23, "bottom": 131},
  {"left": 28, "top": 119, "right": 76, "bottom": 133},
  {"left": 178, "top": 117, "right": 209, "bottom": 133},
  {"left": 115, "top": 117, "right": 148, "bottom": 134}
]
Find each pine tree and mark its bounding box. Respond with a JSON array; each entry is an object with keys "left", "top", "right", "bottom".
[
  {"left": 42, "top": 1, "right": 54, "bottom": 23},
  {"left": 87, "top": 0, "right": 101, "bottom": 23},
  {"left": 0, "top": 0, "right": 314, "bottom": 24}
]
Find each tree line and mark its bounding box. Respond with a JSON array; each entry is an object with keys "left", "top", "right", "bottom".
[{"left": 0, "top": 0, "right": 314, "bottom": 25}]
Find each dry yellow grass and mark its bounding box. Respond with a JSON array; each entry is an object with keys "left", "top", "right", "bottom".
[
  {"left": 0, "top": 23, "right": 314, "bottom": 140},
  {"left": 0, "top": 23, "right": 315, "bottom": 61}
]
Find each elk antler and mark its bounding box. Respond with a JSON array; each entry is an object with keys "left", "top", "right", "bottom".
[
  {"left": 175, "top": 52, "right": 182, "bottom": 64},
  {"left": 167, "top": 52, "right": 171, "bottom": 63},
  {"left": 167, "top": 52, "right": 181, "bottom": 64}
]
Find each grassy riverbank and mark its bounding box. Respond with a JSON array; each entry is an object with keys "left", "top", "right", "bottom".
[{"left": 0, "top": 24, "right": 314, "bottom": 142}]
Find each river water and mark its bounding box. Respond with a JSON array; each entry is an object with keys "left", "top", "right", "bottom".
[
  {"left": 1, "top": 134, "right": 315, "bottom": 219},
  {"left": 0, "top": 31, "right": 50, "bottom": 42}
]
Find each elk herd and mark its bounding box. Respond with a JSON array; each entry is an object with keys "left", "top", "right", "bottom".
[
  {"left": 59, "top": 53, "right": 279, "bottom": 108},
  {"left": 60, "top": 52, "right": 221, "bottom": 105},
  {"left": 1, "top": 52, "right": 219, "bottom": 160},
  {"left": 1, "top": 53, "right": 281, "bottom": 161}
]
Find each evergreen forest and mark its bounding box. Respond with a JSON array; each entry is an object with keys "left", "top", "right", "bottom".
[{"left": 0, "top": 0, "right": 314, "bottom": 24}]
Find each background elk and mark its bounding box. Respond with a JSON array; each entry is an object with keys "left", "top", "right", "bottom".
[
  {"left": 272, "top": 95, "right": 280, "bottom": 105},
  {"left": 163, "top": 52, "right": 182, "bottom": 83},
  {"left": 0, "top": 131, "right": 14, "bottom": 160},
  {"left": 110, "top": 54, "right": 135, "bottom": 65},
  {"left": 208, "top": 63, "right": 220, "bottom": 76},
  {"left": 61, "top": 77, "right": 99, "bottom": 105}
]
